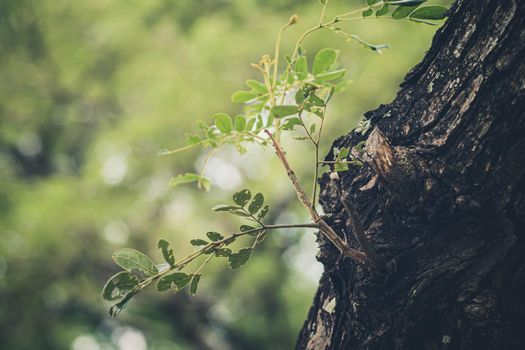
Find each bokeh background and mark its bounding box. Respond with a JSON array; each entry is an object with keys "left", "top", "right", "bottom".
[{"left": 0, "top": 0, "right": 446, "bottom": 349}]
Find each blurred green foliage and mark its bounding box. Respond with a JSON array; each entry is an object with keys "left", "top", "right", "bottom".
[{"left": 0, "top": 0, "right": 446, "bottom": 349}]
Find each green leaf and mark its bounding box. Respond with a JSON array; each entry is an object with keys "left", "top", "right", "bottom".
[
  {"left": 310, "top": 123, "right": 317, "bottom": 135},
  {"left": 214, "top": 113, "right": 233, "bottom": 133},
  {"left": 235, "top": 115, "right": 246, "bottom": 132},
  {"left": 309, "top": 94, "right": 326, "bottom": 107},
  {"left": 367, "top": 0, "right": 381, "bottom": 4},
  {"left": 245, "top": 117, "right": 257, "bottom": 131},
  {"left": 293, "top": 136, "right": 310, "bottom": 141},
  {"left": 212, "top": 204, "right": 242, "bottom": 212},
  {"left": 257, "top": 205, "right": 269, "bottom": 220},
  {"left": 248, "top": 193, "right": 264, "bottom": 214},
  {"left": 270, "top": 105, "right": 299, "bottom": 118},
  {"left": 315, "top": 69, "right": 346, "bottom": 81},
  {"left": 313, "top": 48, "right": 337, "bottom": 75},
  {"left": 206, "top": 231, "right": 224, "bottom": 241},
  {"left": 338, "top": 147, "right": 350, "bottom": 159},
  {"left": 102, "top": 271, "right": 139, "bottom": 301},
  {"left": 224, "top": 236, "right": 236, "bottom": 245},
  {"left": 233, "top": 189, "right": 252, "bottom": 206},
  {"left": 157, "top": 272, "right": 192, "bottom": 292},
  {"left": 199, "top": 177, "right": 212, "bottom": 192},
  {"left": 170, "top": 173, "right": 211, "bottom": 192},
  {"left": 409, "top": 5, "right": 447, "bottom": 20},
  {"left": 185, "top": 134, "right": 201, "bottom": 146},
  {"left": 189, "top": 274, "right": 201, "bottom": 296},
  {"left": 190, "top": 239, "right": 208, "bottom": 246},
  {"left": 216, "top": 248, "right": 232, "bottom": 257},
  {"left": 295, "top": 56, "right": 308, "bottom": 80},
  {"left": 240, "top": 225, "right": 256, "bottom": 232},
  {"left": 109, "top": 290, "right": 136, "bottom": 318},
  {"left": 363, "top": 8, "right": 373, "bottom": 17},
  {"left": 228, "top": 248, "right": 252, "bottom": 269},
  {"left": 229, "top": 210, "right": 252, "bottom": 217},
  {"left": 376, "top": 4, "right": 390, "bottom": 16},
  {"left": 392, "top": 5, "right": 419, "bottom": 19},
  {"left": 282, "top": 117, "right": 303, "bottom": 131},
  {"left": 157, "top": 239, "right": 175, "bottom": 266},
  {"left": 245, "top": 79, "right": 267, "bottom": 94},
  {"left": 231, "top": 90, "right": 257, "bottom": 104},
  {"left": 112, "top": 249, "right": 159, "bottom": 276},
  {"left": 335, "top": 162, "right": 350, "bottom": 172}
]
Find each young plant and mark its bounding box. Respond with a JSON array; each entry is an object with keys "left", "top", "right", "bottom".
[{"left": 102, "top": 0, "right": 449, "bottom": 317}]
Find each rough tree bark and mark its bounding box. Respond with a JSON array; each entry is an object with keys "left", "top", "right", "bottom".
[{"left": 296, "top": 0, "right": 525, "bottom": 349}]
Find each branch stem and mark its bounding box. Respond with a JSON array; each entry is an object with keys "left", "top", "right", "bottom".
[{"left": 264, "top": 129, "right": 367, "bottom": 262}]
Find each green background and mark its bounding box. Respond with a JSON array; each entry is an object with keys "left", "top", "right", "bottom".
[{"left": 0, "top": 0, "right": 446, "bottom": 349}]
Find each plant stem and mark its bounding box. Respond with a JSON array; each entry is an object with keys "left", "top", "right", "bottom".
[
  {"left": 311, "top": 107, "right": 326, "bottom": 209},
  {"left": 264, "top": 129, "right": 367, "bottom": 262}
]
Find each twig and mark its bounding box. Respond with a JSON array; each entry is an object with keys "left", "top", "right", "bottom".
[{"left": 264, "top": 129, "right": 367, "bottom": 263}]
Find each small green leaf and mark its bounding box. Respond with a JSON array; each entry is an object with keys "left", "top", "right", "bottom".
[
  {"left": 224, "top": 236, "right": 236, "bottom": 245},
  {"left": 233, "top": 189, "right": 252, "bottom": 207},
  {"left": 199, "top": 177, "right": 212, "bottom": 192},
  {"left": 409, "top": 5, "right": 447, "bottom": 20},
  {"left": 293, "top": 136, "right": 310, "bottom": 141},
  {"left": 257, "top": 205, "right": 269, "bottom": 220},
  {"left": 228, "top": 248, "right": 252, "bottom": 269},
  {"left": 214, "top": 113, "right": 233, "bottom": 133},
  {"left": 335, "top": 162, "right": 349, "bottom": 172},
  {"left": 206, "top": 231, "right": 224, "bottom": 241},
  {"left": 112, "top": 249, "right": 159, "bottom": 277},
  {"left": 392, "top": 5, "right": 419, "bottom": 19},
  {"left": 309, "top": 94, "right": 326, "bottom": 107},
  {"left": 282, "top": 117, "right": 303, "bottom": 131},
  {"left": 157, "top": 239, "right": 175, "bottom": 266},
  {"left": 170, "top": 173, "right": 211, "bottom": 191},
  {"left": 190, "top": 239, "right": 208, "bottom": 246},
  {"left": 245, "top": 79, "right": 267, "bottom": 94},
  {"left": 235, "top": 115, "right": 246, "bottom": 132},
  {"left": 216, "top": 248, "right": 232, "bottom": 257},
  {"left": 310, "top": 123, "right": 317, "bottom": 135},
  {"left": 189, "top": 274, "right": 201, "bottom": 296},
  {"left": 270, "top": 105, "right": 299, "bottom": 118},
  {"left": 338, "top": 147, "right": 350, "bottom": 159},
  {"left": 367, "top": 0, "right": 381, "bottom": 5},
  {"left": 248, "top": 193, "right": 264, "bottom": 214},
  {"left": 157, "top": 272, "right": 192, "bottom": 292},
  {"left": 240, "top": 225, "right": 256, "bottom": 232},
  {"left": 229, "top": 210, "right": 252, "bottom": 217},
  {"left": 363, "top": 8, "right": 373, "bottom": 17},
  {"left": 185, "top": 134, "right": 201, "bottom": 146},
  {"left": 376, "top": 4, "right": 390, "bottom": 16},
  {"left": 102, "top": 271, "right": 139, "bottom": 301},
  {"left": 295, "top": 56, "right": 308, "bottom": 80},
  {"left": 245, "top": 117, "right": 257, "bottom": 131},
  {"left": 313, "top": 48, "right": 337, "bottom": 75},
  {"left": 109, "top": 290, "right": 136, "bottom": 318},
  {"left": 315, "top": 69, "right": 346, "bottom": 81},
  {"left": 231, "top": 90, "right": 257, "bottom": 104},
  {"left": 212, "top": 204, "right": 242, "bottom": 212}
]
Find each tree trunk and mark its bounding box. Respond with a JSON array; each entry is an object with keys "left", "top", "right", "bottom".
[{"left": 296, "top": 0, "right": 525, "bottom": 349}]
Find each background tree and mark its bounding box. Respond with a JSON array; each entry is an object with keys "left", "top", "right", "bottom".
[{"left": 296, "top": 0, "right": 525, "bottom": 348}]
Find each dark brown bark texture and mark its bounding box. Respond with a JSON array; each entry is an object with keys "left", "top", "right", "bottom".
[{"left": 296, "top": 0, "right": 525, "bottom": 349}]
